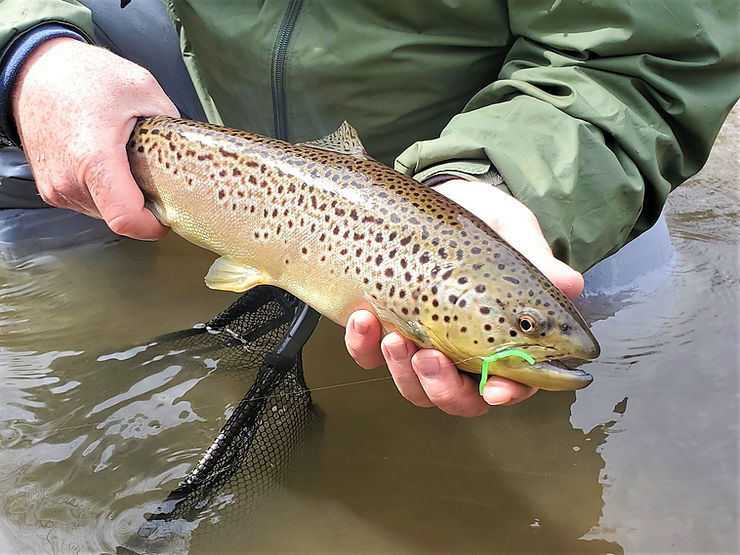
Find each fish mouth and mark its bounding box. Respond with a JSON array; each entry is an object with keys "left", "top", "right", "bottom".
[
  {"left": 472, "top": 344, "right": 594, "bottom": 391},
  {"left": 485, "top": 356, "right": 593, "bottom": 391}
]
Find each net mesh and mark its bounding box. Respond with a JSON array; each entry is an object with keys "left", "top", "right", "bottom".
[{"left": 120, "top": 287, "right": 319, "bottom": 553}]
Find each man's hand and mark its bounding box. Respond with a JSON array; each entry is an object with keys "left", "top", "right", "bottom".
[
  {"left": 11, "top": 38, "right": 179, "bottom": 239},
  {"left": 345, "top": 179, "right": 584, "bottom": 417}
]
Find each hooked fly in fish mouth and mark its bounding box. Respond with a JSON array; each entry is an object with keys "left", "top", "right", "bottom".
[{"left": 408, "top": 263, "right": 600, "bottom": 390}]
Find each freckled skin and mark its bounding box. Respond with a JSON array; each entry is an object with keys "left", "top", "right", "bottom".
[{"left": 127, "top": 116, "right": 599, "bottom": 387}]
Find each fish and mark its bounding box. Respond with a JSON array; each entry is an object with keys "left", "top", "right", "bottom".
[{"left": 127, "top": 116, "right": 600, "bottom": 391}]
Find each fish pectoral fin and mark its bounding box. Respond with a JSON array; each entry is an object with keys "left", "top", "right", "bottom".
[
  {"left": 205, "top": 256, "right": 271, "bottom": 292},
  {"left": 298, "top": 121, "right": 370, "bottom": 160},
  {"left": 363, "top": 295, "right": 431, "bottom": 347}
]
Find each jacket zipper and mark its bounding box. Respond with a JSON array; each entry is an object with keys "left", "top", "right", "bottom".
[{"left": 271, "top": 0, "right": 304, "bottom": 141}]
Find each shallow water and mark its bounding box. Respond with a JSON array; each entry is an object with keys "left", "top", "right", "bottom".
[{"left": 0, "top": 107, "right": 737, "bottom": 554}]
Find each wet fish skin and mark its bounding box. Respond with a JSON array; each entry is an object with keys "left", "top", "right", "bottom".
[{"left": 127, "top": 116, "right": 599, "bottom": 391}]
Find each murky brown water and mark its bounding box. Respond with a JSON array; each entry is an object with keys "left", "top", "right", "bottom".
[{"left": 1, "top": 107, "right": 737, "bottom": 554}]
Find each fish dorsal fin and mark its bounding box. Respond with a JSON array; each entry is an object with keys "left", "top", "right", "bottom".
[{"left": 298, "top": 121, "right": 369, "bottom": 160}]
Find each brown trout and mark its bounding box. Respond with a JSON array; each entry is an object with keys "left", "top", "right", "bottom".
[{"left": 127, "top": 116, "right": 600, "bottom": 390}]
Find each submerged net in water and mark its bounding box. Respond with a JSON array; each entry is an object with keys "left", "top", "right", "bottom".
[{"left": 120, "top": 287, "right": 320, "bottom": 553}]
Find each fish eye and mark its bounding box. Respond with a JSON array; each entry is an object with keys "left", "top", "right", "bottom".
[{"left": 517, "top": 314, "right": 537, "bottom": 334}]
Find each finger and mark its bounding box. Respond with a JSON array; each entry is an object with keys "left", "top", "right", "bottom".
[
  {"left": 381, "top": 333, "right": 434, "bottom": 408},
  {"left": 490, "top": 199, "right": 584, "bottom": 299},
  {"left": 85, "top": 147, "right": 168, "bottom": 240},
  {"left": 522, "top": 247, "right": 584, "bottom": 299},
  {"left": 344, "top": 310, "right": 385, "bottom": 369},
  {"left": 481, "top": 376, "right": 539, "bottom": 406},
  {"left": 412, "top": 350, "right": 490, "bottom": 417},
  {"left": 433, "top": 180, "right": 584, "bottom": 299}
]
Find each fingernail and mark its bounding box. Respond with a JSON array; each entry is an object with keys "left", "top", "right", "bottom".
[
  {"left": 386, "top": 337, "right": 407, "bottom": 362},
  {"left": 353, "top": 318, "right": 369, "bottom": 336},
  {"left": 483, "top": 384, "right": 511, "bottom": 406},
  {"left": 415, "top": 352, "right": 440, "bottom": 379}
]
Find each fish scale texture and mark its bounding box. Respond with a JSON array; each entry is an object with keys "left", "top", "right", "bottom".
[
  {"left": 120, "top": 287, "right": 317, "bottom": 554},
  {"left": 128, "top": 116, "right": 599, "bottom": 385}
]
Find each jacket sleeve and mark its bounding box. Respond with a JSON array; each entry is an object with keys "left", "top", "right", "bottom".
[
  {"left": 395, "top": 0, "right": 740, "bottom": 272},
  {"left": 0, "top": 0, "right": 94, "bottom": 56}
]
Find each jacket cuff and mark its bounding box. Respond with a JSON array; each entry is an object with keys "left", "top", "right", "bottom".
[
  {"left": 0, "top": 24, "right": 86, "bottom": 147},
  {"left": 415, "top": 163, "right": 511, "bottom": 194}
]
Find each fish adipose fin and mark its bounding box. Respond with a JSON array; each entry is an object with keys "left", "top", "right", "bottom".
[
  {"left": 205, "top": 256, "right": 271, "bottom": 292},
  {"left": 298, "top": 121, "right": 369, "bottom": 160}
]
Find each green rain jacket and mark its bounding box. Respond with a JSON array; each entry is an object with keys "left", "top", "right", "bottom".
[{"left": 1, "top": 0, "right": 738, "bottom": 271}]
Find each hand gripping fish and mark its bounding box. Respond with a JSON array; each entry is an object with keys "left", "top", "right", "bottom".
[{"left": 127, "top": 117, "right": 600, "bottom": 391}]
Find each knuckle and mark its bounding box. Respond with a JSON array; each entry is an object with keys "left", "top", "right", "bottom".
[
  {"left": 38, "top": 188, "right": 62, "bottom": 207},
  {"left": 36, "top": 180, "right": 67, "bottom": 208},
  {"left": 106, "top": 213, "right": 137, "bottom": 236},
  {"left": 127, "top": 67, "right": 158, "bottom": 90},
  {"left": 429, "top": 387, "right": 460, "bottom": 409},
  {"left": 399, "top": 389, "right": 433, "bottom": 408}
]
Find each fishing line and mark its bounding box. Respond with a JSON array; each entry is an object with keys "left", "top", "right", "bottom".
[
  {"left": 43, "top": 375, "right": 395, "bottom": 434},
  {"left": 43, "top": 353, "right": 526, "bottom": 434}
]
